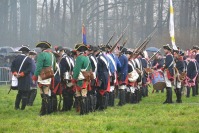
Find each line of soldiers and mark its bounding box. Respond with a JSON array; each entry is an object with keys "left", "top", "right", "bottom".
[{"left": 11, "top": 42, "right": 199, "bottom": 116}]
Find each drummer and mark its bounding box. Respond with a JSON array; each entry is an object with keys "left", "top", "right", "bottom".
[
  {"left": 152, "top": 52, "right": 164, "bottom": 93},
  {"left": 162, "top": 44, "right": 174, "bottom": 104}
]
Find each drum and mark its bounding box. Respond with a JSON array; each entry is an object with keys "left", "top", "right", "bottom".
[{"left": 151, "top": 70, "right": 166, "bottom": 90}]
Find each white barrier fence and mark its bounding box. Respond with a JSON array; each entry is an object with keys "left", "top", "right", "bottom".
[{"left": 0, "top": 67, "right": 11, "bottom": 85}]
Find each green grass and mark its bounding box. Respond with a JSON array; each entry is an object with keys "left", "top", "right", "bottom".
[{"left": 0, "top": 85, "right": 199, "bottom": 133}]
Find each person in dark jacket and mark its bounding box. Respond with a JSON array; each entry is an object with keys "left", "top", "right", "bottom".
[
  {"left": 118, "top": 47, "right": 128, "bottom": 106},
  {"left": 192, "top": 46, "right": 199, "bottom": 95},
  {"left": 96, "top": 44, "right": 109, "bottom": 110},
  {"left": 186, "top": 50, "right": 198, "bottom": 97},
  {"left": 152, "top": 52, "right": 164, "bottom": 93},
  {"left": 27, "top": 50, "right": 37, "bottom": 106},
  {"left": 58, "top": 46, "right": 74, "bottom": 112},
  {"left": 162, "top": 44, "right": 174, "bottom": 104},
  {"left": 173, "top": 50, "right": 184, "bottom": 103},
  {"left": 11, "top": 46, "right": 32, "bottom": 110}
]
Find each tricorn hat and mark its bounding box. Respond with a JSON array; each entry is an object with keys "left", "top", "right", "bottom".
[
  {"left": 74, "top": 43, "right": 88, "bottom": 52},
  {"left": 98, "top": 44, "right": 106, "bottom": 52},
  {"left": 56, "top": 46, "right": 64, "bottom": 52},
  {"left": 29, "top": 50, "right": 37, "bottom": 55},
  {"left": 18, "top": 45, "right": 30, "bottom": 52},
  {"left": 192, "top": 45, "right": 199, "bottom": 50},
  {"left": 36, "top": 41, "right": 51, "bottom": 49},
  {"left": 163, "top": 44, "right": 172, "bottom": 51}
]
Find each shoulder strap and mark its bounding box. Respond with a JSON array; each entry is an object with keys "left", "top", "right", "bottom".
[
  {"left": 168, "top": 55, "right": 174, "bottom": 68},
  {"left": 65, "top": 56, "right": 71, "bottom": 71},
  {"left": 18, "top": 56, "right": 28, "bottom": 74},
  {"left": 194, "top": 61, "right": 198, "bottom": 72}
]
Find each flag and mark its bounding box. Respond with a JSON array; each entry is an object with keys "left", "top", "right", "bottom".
[
  {"left": 169, "top": 0, "right": 178, "bottom": 50},
  {"left": 82, "top": 24, "right": 87, "bottom": 45}
]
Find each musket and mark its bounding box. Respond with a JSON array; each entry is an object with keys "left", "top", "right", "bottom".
[
  {"left": 105, "top": 31, "right": 115, "bottom": 47},
  {"left": 131, "top": 28, "right": 158, "bottom": 59},
  {"left": 110, "top": 24, "right": 129, "bottom": 53},
  {"left": 148, "top": 48, "right": 161, "bottom": 62},
  {"left": 120, "top": 38, "right": 128, "bottom": 51}
]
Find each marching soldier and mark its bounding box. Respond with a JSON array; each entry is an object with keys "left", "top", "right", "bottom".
[
  {"left": 11, "top": 46, "right": 32, "bottom": 110},
  {"left": 162, "top": 44, "right": 174, "bottom": 104},
  {"left": 71, "top": 43, "right": 91, "bottom": 115},
  {"left": 32, "top": 41, "right": 56, "bottom": 116}
]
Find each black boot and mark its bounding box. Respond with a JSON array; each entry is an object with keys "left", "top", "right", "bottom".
[
  {"left": 175, "top": 88, "right": 181, "bottom": 103},
  {"left": 46, "top": 95, "right": 52, "bottom": 114},
  {"left": 135, "top": 89, "right": 139, "bottom": 103},
  {"left": 27, "top": 89, "right": 37, "bottom": 106},
  {"left": 89, "top": 94, "right": 94, "bottom": 112},
  {"left": 178, "top": 88, "right": 182, "bottom": 103},
  {"left": 21, "top": 92, "right": 28, "bottom": 110},
  {"left": 93, "top": 93, "right": 97, "bottom": 111},
  {"left": 167, "top": 87, "right": 173, "bottom": 104},
  {"left": 105, "top": 93, "right": 109, "bottom": 109},
  {"left": 68, "top": 93, "right": 74, "bottom": 111},
  {"left": 192, "top": 86, "right": 196, "bottom": 96},
  {"left": 112, "top": 90, "right": 115, "bottom": 106},
  {"left": 40, "top": 94, "right": 47, "bottom": 116},
  {"left": 196, "top": 81, "right": 198, "bottom": 95},
  {"left": 163, "top": 88, "right": 169, "bottom": 104},
  {"left": 15, "top": 93, "right": 21, "bottom": 110},
  {"left": 118, "top": 90, "right": 123, "bottom": 106},
  {"left": 108, "top": 92, "right": 112, "bottom": 106},
  {"left": 146, "top": 86, "right": 149, "bottom": 96},
  {"left": 186, "top": 87, "right": 190, "bottom": 98},
  {"left": 80, "top": 97, "right": 86, "bottom": 115},
  {"left": 51, "top": 94, "right": 57, "bottom": 112}
]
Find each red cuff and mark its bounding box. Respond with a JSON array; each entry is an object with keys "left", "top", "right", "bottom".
[
  {"left": 32, "top": 75, "right": 38, "bottom": 81},
  {"left": 71, "top": 79, "right": 77, "bottom": 84},
  {"left": 12, "top": 72, "right": 17, "bottom": 76},
  {"left": 19, "top": 72, "right": 25, "bottom": 77},
  {"left": 161, "top": 68, "right": 164, "bottom": 71}
]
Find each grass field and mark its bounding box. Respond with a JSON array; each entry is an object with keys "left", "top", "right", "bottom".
[{"left": 0, "top": 85, "right": 199, "bottom": 133}]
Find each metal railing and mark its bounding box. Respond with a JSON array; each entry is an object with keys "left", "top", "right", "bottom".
[{"left": 0, "top": 67, "right": 11, "bottom": 85}]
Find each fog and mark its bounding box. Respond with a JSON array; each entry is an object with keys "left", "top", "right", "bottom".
[{"left": 0, "top": 0, "right": 199, "bottom": 50}]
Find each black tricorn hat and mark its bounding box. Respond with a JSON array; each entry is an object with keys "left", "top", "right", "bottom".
[
  {"left": 36, "top": 41, "right": 51, "bottom": 49},
  {"left": 74, "top": 43, "right": 88, "bottom": 52},
  {"left": 192, "top": 45, "right": 199, "bottom": 50},
  {"left": 163, "top": 44, "right": 172, "bottom": 51},
  {"left": 173, "top": 49, "right": 179, "bottom": 54},
  {"left": 98, "top": 44, "right": 106, "bottom": 52},
  {"left": 29, "top": 50, "right": 37, "bottom": 55},
  {"left": 56, "top": 46, "right": 64, "bottom": 52},
  {"left": 18, "top": 45, "right": 30, "bottom": 52},
  {"left": 106, "top": 44, "right": 112, "bottom": 49},
  {"left": 88, "top": 45, "right": 94, "bottom": 51}
]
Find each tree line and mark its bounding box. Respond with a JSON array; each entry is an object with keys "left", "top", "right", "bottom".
[{"left": 0, "top": 0, "right": 199, "bottom": 50}]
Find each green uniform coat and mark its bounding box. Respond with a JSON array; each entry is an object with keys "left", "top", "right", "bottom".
[{"left": 73, "top": 54, "right": 91, "bottom": 87}]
